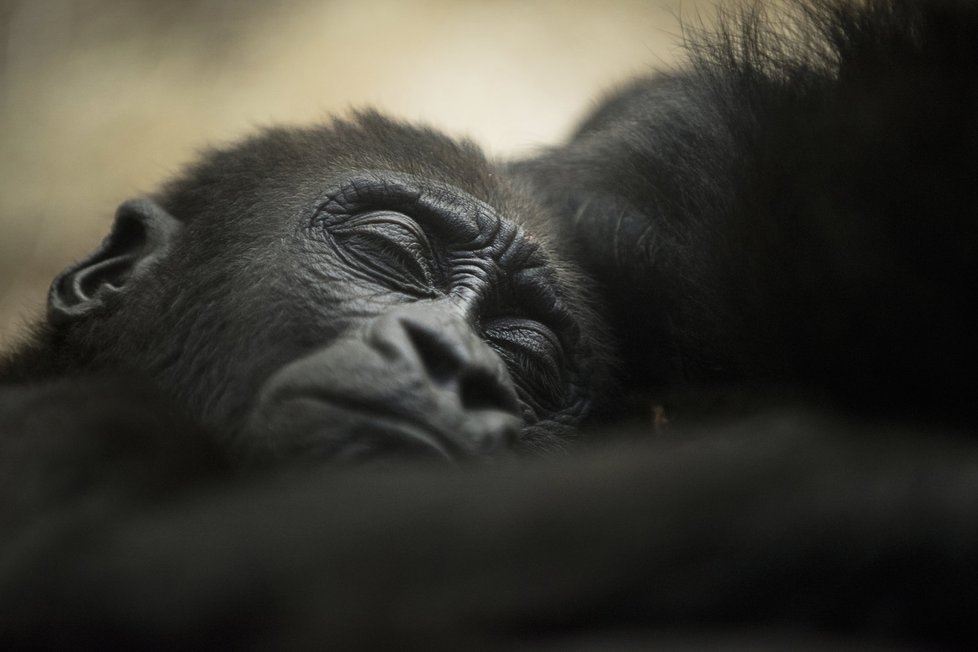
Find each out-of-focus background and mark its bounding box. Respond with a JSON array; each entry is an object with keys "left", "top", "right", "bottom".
[{"left": 0, "top": 0, "right": 715, "bottom": 349}]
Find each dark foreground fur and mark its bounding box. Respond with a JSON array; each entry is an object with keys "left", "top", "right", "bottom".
[
  {"left": 4, "top": 400, "right": 977, "bottom": 649},
  {"left": 3, "top": 1, "right": 978, "bottom": 649}
]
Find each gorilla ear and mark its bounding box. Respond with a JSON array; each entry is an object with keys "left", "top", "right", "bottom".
[{"left": 48, "top": 198, "right": 181, "bottom": 325}]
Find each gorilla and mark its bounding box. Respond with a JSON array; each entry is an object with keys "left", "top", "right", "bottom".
[
  {"left": 4, "top": 114, "right": 614, "bottom": 464},
  {"left": 2, "top": 0, "right": 978, "bottom": 649}
]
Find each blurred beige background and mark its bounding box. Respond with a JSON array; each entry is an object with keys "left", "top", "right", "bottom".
[{"left": 0, "top": 0, "right": 714, "bottom": 350}]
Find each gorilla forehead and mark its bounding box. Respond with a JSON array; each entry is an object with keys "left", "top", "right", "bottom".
[{"left": 155, "top": 111, "right": 533, "bottom": 235}]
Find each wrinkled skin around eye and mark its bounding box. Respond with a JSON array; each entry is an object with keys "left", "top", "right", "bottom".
[
  {"left": 324, "top": 206, "right": 576, "bottom": 424},
  {"left": 482, "top": 318, "right": 567, "bottom": 415},
  {"left": 329, "top": 211, "right": 439, "bottom": 295}
]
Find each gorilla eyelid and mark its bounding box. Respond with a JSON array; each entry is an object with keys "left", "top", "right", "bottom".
[
  {"left": 484, "top": 318, "right": 562, "bottom": 356},
  {"left": 329, "top": 211, "right": 439, "bottom": 291},
  {"left": 483, "top": 319, "right": 565, "bottom": 381},
  {"left": 483, "top": 319, "right": 567, "bottom": 411},
  {"left": 503, "top": 267, "right": 577, "bottom": 348},
  {"left": 312, "top": 172, "right": 499, "bottom": 248}
]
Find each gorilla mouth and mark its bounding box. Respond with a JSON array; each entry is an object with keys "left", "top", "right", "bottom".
[
  {"left": 324, "top": 406, "right": 457, "bottom": 464},
  {"left": 295, "top": 393, "right": 522, "bottom": 463},
  {"left": 261, "top": 391, "right": 461, "bottom": 464}
]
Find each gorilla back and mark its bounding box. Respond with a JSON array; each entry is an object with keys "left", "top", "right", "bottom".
[{"left": 517, "top": 0, "right": 978, "bottom": 424}]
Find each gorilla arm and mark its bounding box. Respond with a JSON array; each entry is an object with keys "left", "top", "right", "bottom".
[{"left": 2, "top": 408, "right": 976, "bottom": 649}]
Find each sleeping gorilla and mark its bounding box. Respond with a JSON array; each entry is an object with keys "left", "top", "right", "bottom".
[
  {"left": 6, "top": 116, "right": 614, "bottom": 464},
  {"left": 3, "top": 0, "right": 978, "bottom": 648}
]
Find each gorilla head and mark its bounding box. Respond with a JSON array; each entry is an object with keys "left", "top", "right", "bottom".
[{"left": 29, "top": 112, "right": 615, "bottom": 464}]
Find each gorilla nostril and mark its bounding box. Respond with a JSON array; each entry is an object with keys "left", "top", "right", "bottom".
[
  {"left": 459, "top": 370, "right": 517, "bottom": 413},
  {"left": 398, "top": 312, "right": 520, "bottom": 415},
  {"left": 402, "top": 318, "right": 461, "bottom": 385}
]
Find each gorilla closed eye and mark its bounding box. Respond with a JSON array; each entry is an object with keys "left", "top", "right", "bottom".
[
  {"left": 483, "top": 318, "right": 567, "bottom": 409},
  {"left": 312, "top": 172, "right": 504, "bottom": 249},
  {"left": 329, "top": 210, "right": 439, "bottom": 294}
]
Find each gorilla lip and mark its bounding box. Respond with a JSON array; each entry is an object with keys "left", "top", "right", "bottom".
[
  {"left": 249, "top": 382, "right": 465, "bottom": 462},
  {"left": 337, "top": 409, "right": 457, "bottom": 463}
]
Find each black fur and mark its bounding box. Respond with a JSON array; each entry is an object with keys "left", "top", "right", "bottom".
[{"left": 517, "top": 0, "right": 978, "bottom": 425}]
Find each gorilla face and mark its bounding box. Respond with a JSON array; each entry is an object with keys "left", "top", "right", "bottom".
[{"left": 46, "top": 113, "right": 614, "bottom": 463}]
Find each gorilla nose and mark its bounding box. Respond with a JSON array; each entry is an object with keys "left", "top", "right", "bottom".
[{"left": 369, "top": 307, "right": 522, "bottom": 456}]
